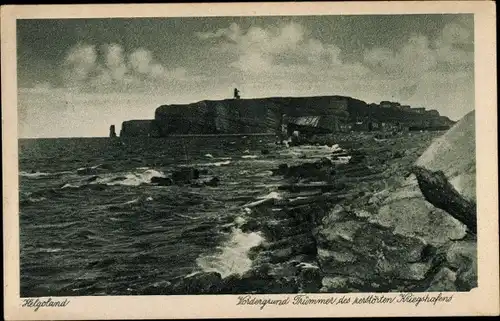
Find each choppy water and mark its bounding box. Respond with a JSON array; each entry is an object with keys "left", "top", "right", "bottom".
[{"left": 19, "top": 136, "right": 341, "bottom": 296}]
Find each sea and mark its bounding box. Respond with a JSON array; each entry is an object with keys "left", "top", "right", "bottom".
[{"left": 19, "top": 135, "right": 341, "bottom": 297}]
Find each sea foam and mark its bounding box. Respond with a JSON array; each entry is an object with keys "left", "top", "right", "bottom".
[
  {"left": 96, "top": 169, "right": 165, "bottom": 186},
  {"left": 20, "top": 171, "right": 71, "bottom": 178},
  {"left": 197, "top": 160, "right": 231, "bottom": 167},
  {"left": 196, "top": 227, "right": 264, "bottom": 278}
]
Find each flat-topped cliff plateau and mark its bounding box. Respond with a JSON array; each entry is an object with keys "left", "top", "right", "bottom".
[{"left": 119, "top": 95, "right": 455, "bottom": 137}]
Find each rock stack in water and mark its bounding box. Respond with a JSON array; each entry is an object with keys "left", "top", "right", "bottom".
[{"left": 109, "top": 125, "right": 117, "bottom": 138}]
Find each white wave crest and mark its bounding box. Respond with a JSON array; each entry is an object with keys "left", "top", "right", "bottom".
[
  {"left": 27, "top": 197, "right": 47, "bottom": 203},
  {"left": 39, "top": 248, "right": 62, "bottom": 253},
  {"left": 334, "top": 155, "right": 352, "bottom": 164},
  {"left": 196, "top": 228, "right": 264, "bottom": 278},
  {"left": 97, "top": 169, "right": 165, "bottom": 186},
  {"left": 253, "top": 170, "right": 273, "bottom": 177},
  {"left": 329, "top": 144, "right": 342, "bottom": 152},
  {"left": 258, "top": 191, "right": 282, "bottom": 200},
  {"left": 61, "top": 183, "right": 80, "bottom": 189},
  {"left": 241, "top": 155, "right": 258, "bottom": 159},
  {"left": 243, "top": 191, "right": 282, "bottom": 208},
  {"left": 198, "top": 160, "right": 231, "bottom": 167},
  {"left": 20, "top": 171, "right": 71, "bottom": 178},
  {"left": 234, "top": 216, "right": 246, "bottom": 226},
  {"left": 20, "top": 171, "right": 51, "bottom": 178}
]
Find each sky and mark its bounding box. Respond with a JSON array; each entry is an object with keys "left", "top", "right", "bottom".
[{"left": 17, "top": 15, "right": 474, "bottom": 138}]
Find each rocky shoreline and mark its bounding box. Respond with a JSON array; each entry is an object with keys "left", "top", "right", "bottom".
[{"left": 141, "top": 113, "right": 476, "bottom": 295}]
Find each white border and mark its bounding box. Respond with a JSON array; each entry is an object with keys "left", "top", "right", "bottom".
[{"left": 2, "top": 2, "right": 498, "bottom": 319}]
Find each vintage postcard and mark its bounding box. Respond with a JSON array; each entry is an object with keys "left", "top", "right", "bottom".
[{"left": 2, "top": 1, "right": 498, "bottom": 319}]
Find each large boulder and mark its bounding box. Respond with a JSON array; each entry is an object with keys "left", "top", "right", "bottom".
[
  {"left": 415, "top": 111, "right": 475, "bottom": 202},
  {"left": 375, "top": 111, "right": 476, "bottom": 290},
  {"left": 369, "top": 111, "right": 476, "bottom": 243},
  {"left": 314, "top": 111, "right": 477, "bottom": 293},
  {"left": 412, "top": 110, "right": 476, "bottom": 234}
]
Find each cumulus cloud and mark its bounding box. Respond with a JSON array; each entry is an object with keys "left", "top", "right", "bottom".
[
  {"left": 104, "top": 44, "right": 128, "bottom": 81},
  {"left": 129, "top": 48, "right": 153, "bottom": 74},
  {"left": 435, "top": 22, "right": 474, "bottom": 65},
  {"left": 364, "top": 35, "right": 438, "bottom": 81},
  {"left": 63, "top": 43, "right": 98, "bottom": 86},
  {"left": 360, "top": 20, "right": 474, "bottom": 118},
  {"left": 364, "top": 21, "right": 473, "bottom": 79},
  {"left": 61, "top": 43, "right": 194, "bottom": 92},
  {"left": 197, "top": 22, "right": 364, "bottom": 77}
]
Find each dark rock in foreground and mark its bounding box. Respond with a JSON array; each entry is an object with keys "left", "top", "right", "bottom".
[{"left": 413, "top": 167, "right": 476, "bottom": 234}]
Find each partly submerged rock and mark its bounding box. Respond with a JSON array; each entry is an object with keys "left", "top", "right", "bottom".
[
  {"left": 190, "top": 176, "right": 220, "bottom": 187},
  {"left": 171, "top": 168, "right": 200, "bottom": 184},
  {"left": 205, "top": 176, "right": 220, "bottom": 187},
  {"left": 150, "top": 176, "right": 173, "bottom": 186},
  {"left": 76, "top": 166, "right": 101, "bottom": 176}
]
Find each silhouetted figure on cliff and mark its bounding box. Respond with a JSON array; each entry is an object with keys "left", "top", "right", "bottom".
[{"left": 233, "top": 88, "right": 240, "bottom": 99}]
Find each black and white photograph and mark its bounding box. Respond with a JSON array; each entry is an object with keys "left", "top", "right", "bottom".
[{"left": 2, "top": 2, "right": 498, "bottom": 319}]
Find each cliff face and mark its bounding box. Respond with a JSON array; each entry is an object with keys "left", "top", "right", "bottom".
[
  {"left": 154, "top": 96, "right": 351, "bottom": 136},
  {"left": 120, "top": 120, "right": 160, "bottom": 137},
  {"left": 125, "top": 95, "right": 454, "bottom": 136}
]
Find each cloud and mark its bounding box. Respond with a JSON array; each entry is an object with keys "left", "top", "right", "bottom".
[
  {"left": 360, "top": 20, "right": 474, "bottom": 119},
  {"left": 129, "top": 48, "right": 153, "bottom": 74},
  {"left": 441, "top": 22, "right": 472, "bottom": 45},
  {"left": 364, "top": 21, "right": 473, "bottom": 78},
  {"left": 63, "top": 44, "right": 98, "bottom": 86},
  {"left": 61, "top": 43, "right": 197, "bottom": 93},
  {"left": 364, "top": 35, "right": 438, "bottom": 80},
  {"left": 195, "top": 22, "right": 241, "bottom": 42},
  {"left": 435, "top": 22, "right": 474, "bottom": 65},
  {"left": 26, "top": 81, "right": 54, "bottom": 93},
  {"left": 104, "top": 44, "right": 128, "bottom": 81},
  {"left": 403, "top": 70, "right": 474, "bottom": 120},
  {"left": 198, "top": 22, "right": 363, "bottom": 77}
]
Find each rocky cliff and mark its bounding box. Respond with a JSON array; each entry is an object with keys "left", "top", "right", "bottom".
[
  {"left": 154, "top": 96, "right": 352, "bottom": 136},
  {"left": 120, "top": 120, "right": 160, "bottom": 137},
  {"left": 119, "top": 95, "right": 454, "bottom": 137}
]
